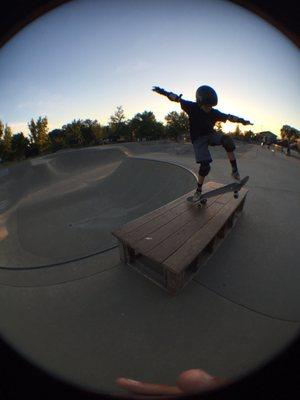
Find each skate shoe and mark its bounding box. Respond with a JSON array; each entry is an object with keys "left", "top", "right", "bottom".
[
  {"left": 192, "top": 189, "right": 202, "bottom": 202},
  {"left": 231, "top": 170, "right": 241, "bottom": 181}
]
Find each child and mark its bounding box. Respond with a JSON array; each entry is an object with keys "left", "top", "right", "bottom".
[{"left": 153, "top": 85, "right": 253, "bottom": 202}]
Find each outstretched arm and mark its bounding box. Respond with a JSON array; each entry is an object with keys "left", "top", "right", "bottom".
[
  {"left": 152, "top": 86, "right": 183, "bottom": 102},
  {"left": 227, "top": 113, "right": 253, "bottom": 126}
]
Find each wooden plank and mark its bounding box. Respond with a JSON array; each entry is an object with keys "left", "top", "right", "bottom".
[
  {"left": 114, "top": 181, "right": 222, "bottom": 237},
  {"left": 112, "top": 190, "right": 192, "bottom": 237},
  {"left": 166, "top": 270, "right": 184, "bottom": 294},
  {"left": 133, "top": 193, "right": 230, "bottom": 255},
  {"left": 118, "top": 241, "right": 128, "bottom": 263},
  {"left": 164, "top": 188, "right": 248, "bottom": 274},
  {"left": 112, "top": 181, "right": 222, "bottom": 239},
  {"left": 112, "top": 193, "right": 189, "bottom": 239},
  {"left": 123, "top": 200, "right": 193, "bottom": 244},
  {"left": 143, "top": 198, "right": 230, "bottom": 263},
  {"left": 114, "top": 181, "right": 249, "bottom": 295}
]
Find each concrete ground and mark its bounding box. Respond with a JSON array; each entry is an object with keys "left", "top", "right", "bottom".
[{"left": 0, "top": 141, "right": 299, "bottom": 396}]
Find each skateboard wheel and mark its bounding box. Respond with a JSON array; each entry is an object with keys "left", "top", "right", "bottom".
[
  {"left": 200, "top": 198, "right": 207, "bottom": 205},
  {"left": 234, "top": 192, "right": 239, "bottom": 199}
]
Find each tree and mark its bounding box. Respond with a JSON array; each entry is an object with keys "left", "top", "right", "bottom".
[
  {"left": 165, "top": 111, "right": 189, "bottom": 142},
  {"left": 108, "top": 106, "right": 130, "bottom": 142},
  {"left": 244, "top": 130, "right": 254, "bottom": 142},
  {"left": 11, "top": 133, "right": 30, "bottom": 160},
  {"left": 233, "top": 124, "right": 242, "bottom": 138},
  {"left": 0, "top": 120, "right": 4, "bottom": 160},
  {"left": 280, "top": 125, "right": 300, "bottom": 142},
  {"left": 280, "top": 125, "right": 300, "bottom": 156},
  {"left": 1, "top": 125, "right": 13, "bottom": 161},
  {"left": 109, "top": 106, "right": 125, "bottom": 125},
  {"left": 128, "top": 111, "right": 164, "bottom": 141},
  {"left": 49, "top": 128, "right": 66, "bottom": 152},
  {"left": 102, "top": 125, "right": 110, "bottom": 142},
  {"left": 81, "top": 119, "right": 104, "bottom": 145},
  {"left": 28, "top": 116, "right": 50, "bottom": 154},
  {"left": 62, "top": 120, "right": 84, "bottom": 148},
  {"left": 0, "top": 120, "right": 4, "bottom": 140}
]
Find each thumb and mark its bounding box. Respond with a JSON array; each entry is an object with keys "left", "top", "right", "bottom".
[{"left": 176, "top": 369, "right": 226, "bottom": 394}]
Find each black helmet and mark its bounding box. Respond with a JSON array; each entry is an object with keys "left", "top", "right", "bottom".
[{"left": 196, "top": 85, "right": 218, "bottom": 106}]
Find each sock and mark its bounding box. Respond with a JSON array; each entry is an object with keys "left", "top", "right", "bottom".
[{"left": 230, "top": 159, "right": 238, "bottom": 172}]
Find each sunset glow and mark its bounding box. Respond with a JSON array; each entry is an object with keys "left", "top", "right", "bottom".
[{"left": 0, "top": 0, "right": 299, "bottom": 139}]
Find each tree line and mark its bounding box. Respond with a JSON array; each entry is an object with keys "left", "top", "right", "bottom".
[
  {"left": 0, "top": 107, "right": 189, "bottom": 163},
  {"left": 0, "top": 106, "right": 298, "bottom": 164}
]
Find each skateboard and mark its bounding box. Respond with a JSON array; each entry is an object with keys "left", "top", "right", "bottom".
[{"left": 187, "top": 176, "right": 249, "bottom": 207}]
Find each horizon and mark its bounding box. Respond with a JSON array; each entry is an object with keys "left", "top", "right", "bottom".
[
  {"left": 1, "top": 107, "right": 283, "bottom": 139},
  {"left": 0, "top": 0, "right": 299, "bottom": 139}
]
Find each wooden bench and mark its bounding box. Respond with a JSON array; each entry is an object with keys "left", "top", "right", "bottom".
[{"left": 112, "top": 181, "right": 248, "bottom": 295}]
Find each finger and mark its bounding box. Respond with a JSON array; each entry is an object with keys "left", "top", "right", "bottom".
[
  {"left": 116, "top": 378, "right": 184, "bottom": 396},
  {"left": 111, "top": 391, "right": 162, "bottom": 400},
  {"left": 177, "top": 369, "right": 229, "bottom": 394}
]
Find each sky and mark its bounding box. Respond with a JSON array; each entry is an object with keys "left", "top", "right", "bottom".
[{"left": 0, "top": 0, "right": 299, "bottom": 137}]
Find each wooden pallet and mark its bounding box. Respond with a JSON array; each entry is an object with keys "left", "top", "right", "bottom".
[{"left": 112, "top": 181, "right": 248, "bottom": 295}]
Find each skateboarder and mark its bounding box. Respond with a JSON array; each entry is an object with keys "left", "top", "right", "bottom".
[{"left": 153, "top": 85, "right": 253, "bottom": 202}]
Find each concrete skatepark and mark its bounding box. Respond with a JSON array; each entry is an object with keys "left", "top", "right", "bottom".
[{"left": 0, "top": 141, "right": 299, "bottom": 396}]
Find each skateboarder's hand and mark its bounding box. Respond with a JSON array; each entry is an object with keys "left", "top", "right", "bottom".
[
  {"left": 152, "top": 86, "right": 182, "bottom": 102},
  {"left": 115, "top": 368, "right": 229, "bottom": 398},
  {"left": 242, "top": 120, "right": 253, "bottom": 125}
]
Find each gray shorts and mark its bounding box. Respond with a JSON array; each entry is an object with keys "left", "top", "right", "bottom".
[{"left": 192, "top": 133, "right": 224, "bottom": 163}]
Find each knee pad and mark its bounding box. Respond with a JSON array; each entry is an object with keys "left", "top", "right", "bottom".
[
  {"left": 221, "top": 135, "right": 236, "bottom": 152},
  {"left": 199, "top": 161, "right": 211, "bottom": 177}
]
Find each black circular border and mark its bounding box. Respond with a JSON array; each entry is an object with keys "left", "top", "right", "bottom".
[{"left": 0, "top": 1, "right": 299, "bottom": 399}]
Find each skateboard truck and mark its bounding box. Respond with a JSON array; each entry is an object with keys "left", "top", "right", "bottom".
[{"left": 187, "top": 176, "right": 249, "bottom": 207}]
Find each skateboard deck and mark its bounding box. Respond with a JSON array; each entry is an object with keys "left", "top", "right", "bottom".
[{"left": 187, "top": 176, "right": 249, "bottom": 207}]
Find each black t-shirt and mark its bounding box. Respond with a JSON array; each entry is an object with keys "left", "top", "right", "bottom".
[{"left": 180, "top": 99, "right": 228, "bottom": 142}]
